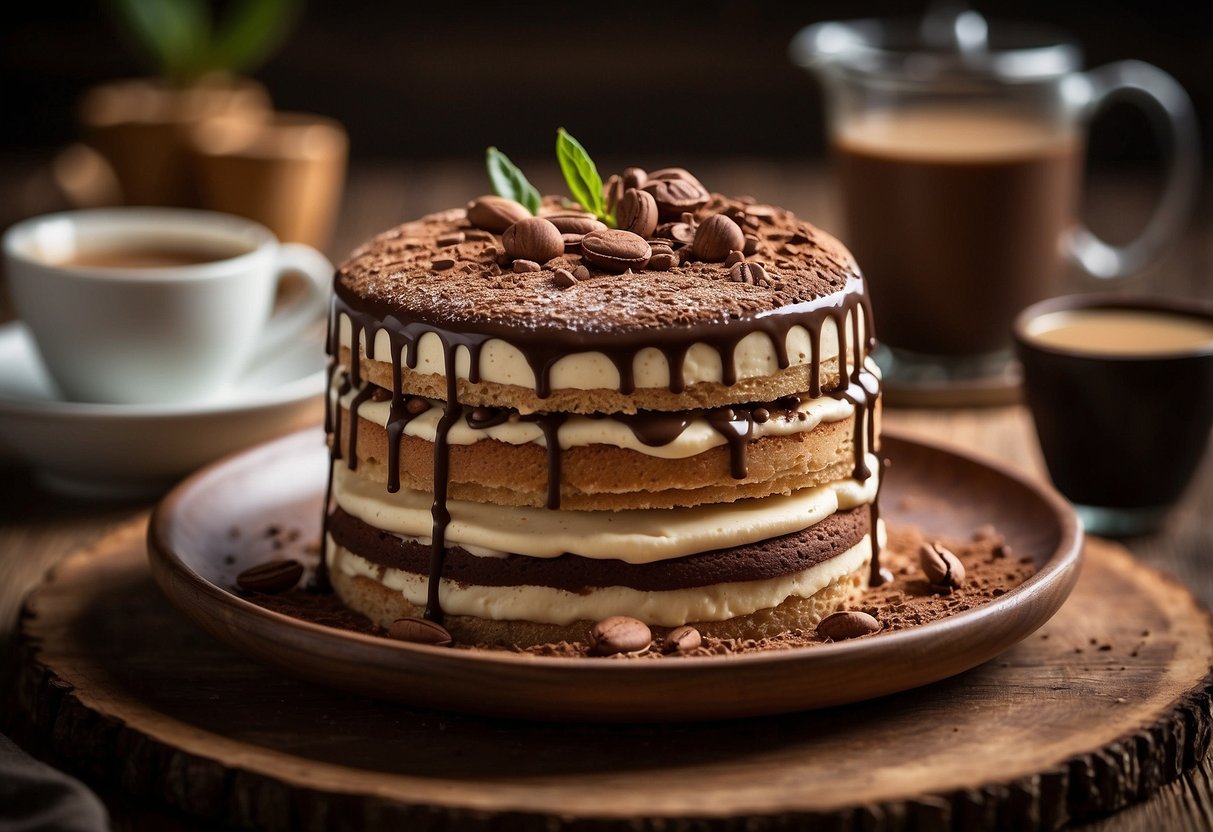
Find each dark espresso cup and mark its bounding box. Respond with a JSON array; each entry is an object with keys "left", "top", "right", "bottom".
[{"left": 1014, "top": 295, "right": 1213, "bottom": 536}]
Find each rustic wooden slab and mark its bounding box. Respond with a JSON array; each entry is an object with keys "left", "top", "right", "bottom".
[{"left": 7, "top": 520, "right": 1213, "bottom": 831}]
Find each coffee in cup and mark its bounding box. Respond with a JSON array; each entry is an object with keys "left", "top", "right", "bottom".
[
  {"left": 3, "top": 208, "right": 333, "bottom": 405},
  {"left": 1014, "top": 295, "right": 1213, "bottom": 536}
]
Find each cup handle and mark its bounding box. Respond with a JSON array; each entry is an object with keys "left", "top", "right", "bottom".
[
  {"left": 1067, "top": 60, "right": 1201, "bottom": 278},
  {"left": 248, "top": 242, "right": 333, "bottom": 363}
]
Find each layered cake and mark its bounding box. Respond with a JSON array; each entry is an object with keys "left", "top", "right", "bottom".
[{"left": 321, "top": 164, "right": 884, "bottom": 648}]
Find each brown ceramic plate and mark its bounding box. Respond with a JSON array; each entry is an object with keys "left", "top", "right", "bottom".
[{"left": 148, "top": 428, "right": 1081, "bottom": 722}]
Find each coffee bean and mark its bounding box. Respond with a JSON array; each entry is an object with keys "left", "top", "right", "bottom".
[
  {"left": 663, "top": 625, "right": 702, "bottom": 654},
  {"left": 648, "top": 167, "right": 703, "bottom": 189},
  {"left": 752, "top": 407, "right": 770, "bottom": 423},
  {"left": 404, "top": 397, "right": 429, "bottom": 415},
  {"left": 729, "top": 261, "right": 768, "bottom": 285},
  {"left": 431, "top": 258, "right": 456, "bottom": 271},
  {"left": 590, "top": 615, "right": 652, "bottom": 655},
  {"left": 562, "top": 233, "right": 584, "bottom": 253},
  {"left": 692, "top": 214, "right": 745, "bottom": 262},
  {"left": 604, "top": 174, "right": 625, "bottom": 214},
  {"left": 388, "top": 617, "right": 453, "bottom": 647},
  {"left": 648, "top": 241, "right": 675, "bottom": 257},
  {"left": 622, "top": 166, "right": 648, "bottom": 189},
  {"left": 467, "top": 195, "right": 530, "bottom": 233},
  {"left": 643, "top": 177, "right": 709, "bottom": 221},
  {"left": 572, "top": 264, "right": 590, "bottom": 281},
  {"left": 725, "top": 250, "right": 746, "bottom": 266},
  {"left": 502, "top": 217, "right": 564, "bottom": 263},
  {"left": 920, "top": 542, "right": 965, "bottom": 589},
  {"left": 513, "top": 259, "right": 542, "bottom": 273},
  {"left": 236, "top": 559, "right": 303, "bottom": 594},
  {"left": 544, "top": 214, "right": 607, "bottom": 235},
  {"left": 553, "top": 268, "right": 577, "bottom": 288},
  {"left": 580, "top": 229, "right": 652, "bottom": 273},
  {"left": 817, "top": 610, "right": 881, "bottom": 641},
  {"left": 436, "top": 232, "right": 466, "bottom": 247},
  {"left": 653, "top": 222, "right": 696, "bottom": 246},
  {"left": 647, "top": 253, "right": 676, "bottom": 271},
  {"left": 615, "top": 188, "right": 659, "bottom": 239}
]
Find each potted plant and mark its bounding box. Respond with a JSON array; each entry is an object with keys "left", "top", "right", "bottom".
[{"left": 75, "top": 0, "right": 300, "bottom": 206}]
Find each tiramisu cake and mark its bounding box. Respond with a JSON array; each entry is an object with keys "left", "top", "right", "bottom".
[{"left": 321, "top": 162, "right": 884, "bottom": 649}]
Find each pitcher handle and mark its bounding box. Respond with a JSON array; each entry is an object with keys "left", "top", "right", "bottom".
[{"left": 1066, "top": 60, "right": 1200, "bottom": 279}]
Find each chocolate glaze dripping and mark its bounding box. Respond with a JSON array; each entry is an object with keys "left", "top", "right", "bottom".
[
  {"left": 345, "top": 383, "right": 376, "bottom": 471},
  {"left": 704, "top": 407, "right": 755, "bottom": 479},
  {"left": 325, "top": 273, "right": 885, "bottom": 616}
]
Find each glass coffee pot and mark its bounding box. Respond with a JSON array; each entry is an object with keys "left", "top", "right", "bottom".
[{"left": 790, "top": 7, "right": 1199, "bottom": 394}]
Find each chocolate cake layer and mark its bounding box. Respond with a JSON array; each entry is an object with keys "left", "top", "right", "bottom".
[{"left": 327, "top": 505, "right": 869, "bottom": 591}]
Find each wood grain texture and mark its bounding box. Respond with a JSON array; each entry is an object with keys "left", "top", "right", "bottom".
[
  {"left": 1, "top": 160, "right": 1209, "bottom": 830},
  {"left": 7, "top": 518, "right": 1212, "bottom": 832}
]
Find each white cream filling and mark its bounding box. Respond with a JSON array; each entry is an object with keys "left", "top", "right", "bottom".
[
  {"left": 332, "top": 376, "right": 858, "bottom": 460},
  {"left": 332, "top": 456, "right": 879, "bottom": 564},
  {"left": 337, "top": 308, "right": 868, "bottom": 393},
  {"left": 329, "top": 528, "right": 882, "bottom": 626}
]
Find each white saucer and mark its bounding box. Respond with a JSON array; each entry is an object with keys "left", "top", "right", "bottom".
[{"left": 0, "top": 322, "right": 325, "bottom": 499}]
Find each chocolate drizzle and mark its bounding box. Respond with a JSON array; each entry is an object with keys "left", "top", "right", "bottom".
[{"left": 323, "top": 246, "right": 884, "bottom": 624}]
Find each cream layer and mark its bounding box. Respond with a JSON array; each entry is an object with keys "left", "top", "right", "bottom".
[
  {"left": 336, "top": 307, "right": 866, "bottom": 394},
  {"left": 328, "top": 529, "right": 880, "bottom": 627},
  {"left": 331, "top": 455, "right": 880, "bottom": 563},
  {"left": 331, "top": 372, "right": 870, "bottom": 461}
]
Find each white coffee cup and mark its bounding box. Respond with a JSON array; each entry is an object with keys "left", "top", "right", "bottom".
[{"left": 3, "top": 207, "right": 332, "bottom": 405}]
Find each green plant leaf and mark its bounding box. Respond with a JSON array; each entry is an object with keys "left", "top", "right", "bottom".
[
  {"left": 109, "top": 0, "right": 211, "bottom": 84},
  {"left": 556, "top": 128, "right": 610, "bottom": 224},
  {"left": 486, "top": 147, "right": 540, "bottom": 215},
  {"left": 209, "top": 0, "right": 302, "bottom": 75}
]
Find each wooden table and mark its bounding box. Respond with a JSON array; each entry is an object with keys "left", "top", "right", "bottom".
[{"left": 0, "top": 160, "right": 1209, "bottom": 830}]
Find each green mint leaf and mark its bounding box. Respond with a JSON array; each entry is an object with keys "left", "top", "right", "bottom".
[
  {"left": 556, "top": 128, "right": 609, "bottom": 224},
  {"left": 485, "top": 147, "right": 540, "bottom": 215}
]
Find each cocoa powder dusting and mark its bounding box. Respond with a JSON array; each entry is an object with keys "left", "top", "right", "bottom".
[{"left": 244, "top": 523, "right": 1035, "bottom": 658}]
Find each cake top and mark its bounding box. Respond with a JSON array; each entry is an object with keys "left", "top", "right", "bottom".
[{"left": 335, "top": 166, "right": 862, "bottom": 338}]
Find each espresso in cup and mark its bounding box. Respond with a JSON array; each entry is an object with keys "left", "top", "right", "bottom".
[
  {"left": 3, "top": 208, "right": 333, "bottom": 405},
  {"left": 1014, "top": 296, "right": 1213, "bottom": 536}
]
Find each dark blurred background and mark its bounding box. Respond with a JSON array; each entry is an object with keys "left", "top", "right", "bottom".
[{"left": 4, "top": 0, "right": 1212, "bottom": 165}]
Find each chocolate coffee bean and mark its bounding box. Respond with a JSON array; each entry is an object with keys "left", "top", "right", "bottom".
[
  {"left": 552, "top": 268, "right": 577, "bottom": 288},
  {"left": 647, "top": 253, "right": 676, "bottom": 271},
  {"left": 430, "top": 258, "right": 456, "bottom": 271},
  {"left": 648, "top": 166, "right": 704, "bottom": 188},
  {"left": 513, "top": 259, "right": 542, "bottom": 273},
  {"left": 604, "top": 174, "right": 625, "bottom": 214},
  {"left": 616, "top": 188, "right": 659, "bottom": 238},
  {"left": 590, "top": 615, "right": 652, "bottom": 655},
  {"left": 236, "top": 559, "right": 303, "bottom": 594},
  {"left": 663, "top": 625, "right": 702, "bottom": 654},
  {"left": 653, "top": 222, "right": 696, "bottom": 246},
  {"left": 919, "top": 542, "right": 966, "bottom": 589},
  {"left": 743, "top": 235, "right": 759, "bottom": 255},
  {"left": 580, "top": 229, "right": 652, "bottom": 273},
  {"left": 643, "top": 177, "right": 709, "bottom": 220},
  {"left": 729, "top": 261, "right": 769, "bottom": 285},
  {"left": 691, "top": 214, "right": 746, "bottom": 262},
  {"left": 502, "top": 217, "right": 564, "bottom": 263},
  {"left": 467, "top": 195, "right": 530, "bottom": 233},
  {"left": 388, "top": 616, "right": 453, "bottom": 647},
  {"left": 724, "top": 250, "right": 745, "bottom": 266},
  {"left": 572, "top": 264, "right": 591, "bottom": 281},
  {"left": 546, "top": 214, "right": 608, "bottom": 235},
  {"left": 816, "top": 610, "right": 882, "bottom": 641},
  {"left": 436, "top": 232, "right": 465, "bottom": 247},
  {"left": 622, "top": 166, "right": 648, "bottom": 189},
  {"left": 404, "top": 396, "right": 430, "bottom": 415}
]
